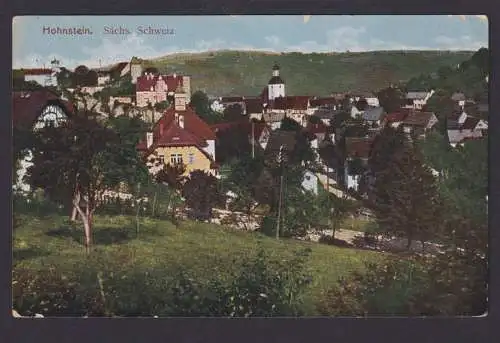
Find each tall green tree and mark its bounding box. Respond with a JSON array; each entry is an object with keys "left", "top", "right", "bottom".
[
  {"left": 376, "top": 87, "right": 405, "bottom": 113},
  {"left": 182, "top": 170, "right": 223, "bottom": 220},
  {"left": 370, "top": 140, "right": 443, "bottom": 249}
]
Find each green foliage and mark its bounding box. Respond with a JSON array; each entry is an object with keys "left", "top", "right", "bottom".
[
  {"left": 13, "top": 246, "right": 313, "bottom": 317},
  {"left": 317, "top": 257, "right": 429, "bottom": 316},
  {"left": 423, "top": 90, "right": 457, "bottom": 133},
  {"left": 182, "top": 170, "right": 224, "bottom": 220},
  {"left": 376, "top": 87, "right": 405, "bottom": 113},
  {"left": 371, "top": 135, "right": 443, "bottom": 248},
  {"left": 190, "top": 90, "right": 223, "bottom": 124},
  {"left": 280, "top": 116, "right": 302, "bottom": 131},
  {"left": 215, "top": 123, "right": 252, "bottom": 164}
]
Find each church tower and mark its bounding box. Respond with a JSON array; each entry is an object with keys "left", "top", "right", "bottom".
[{"left": 267, "top": 63, "right": 285, "bottom": 101}]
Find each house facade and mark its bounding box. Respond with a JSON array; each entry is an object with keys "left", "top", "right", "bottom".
[
  {"left": 343, "top": 137, "right": 373, "bottom": 192},
  {"left": 136, "top": 94, "right": 218, "bottom": 177},
  {"left": 136, "top": 73, "right": 191, "bottom": 107},
  {"left": 403, "top": 90, "right": 435, "bottom": 110}
]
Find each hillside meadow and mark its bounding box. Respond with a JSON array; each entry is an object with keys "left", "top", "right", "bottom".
[
  {"left": 145, "top": 50, "right": 474, "bottom": 96},
  {"left": 13, "top": 213, "right": 387, "bottom": 316}
]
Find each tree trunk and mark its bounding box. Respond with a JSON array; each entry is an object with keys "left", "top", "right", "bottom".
[
  {"left": 151, "top": 189, "right": 158, "bottom": 218},
  {"left": 70, "top": 206, "right": 78, "bottom": 222},
  {"left": 73, "top": 192, "right": 92, "bottom": 254}
]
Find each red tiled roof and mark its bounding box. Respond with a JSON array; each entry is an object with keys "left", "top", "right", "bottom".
[
  {"left": 345, "top": 137, "right": 374, "bottom": 159},
  {"left": 156, "top": 122, "right": 207, "bottom": 147},
  {"left": 12, "top": 90, "right": 74, "bottom": 130},
  {"left": 402, "top": 111, "right": 436, "bottom": 127},
  {"left": 21, "top": 68, "right": 53, "bottom": 76},
  {"left": 309, "top": 97, "right": 339, "bottom": 107},
  {"left": 136, "top": 74, "right": 183, "bottom": 92},
  {"left": 383, "top": 111, "right": 409, "bottom": 123},
  {"left": 137, "top": 106, "right": 215, "bottom": 153},
  {"left": 270, "top": 96, "right": 310, "bottom": 111}
]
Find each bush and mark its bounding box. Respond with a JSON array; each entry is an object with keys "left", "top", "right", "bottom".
[
  {"left": 13, "top": 247, "right": 313, "bottom": 317},
  {"left": 317, "top": 256, "right": 429, "bottom": 316},
  {"left": 258, "top": 215, "right": 308, "bottom": 238}
]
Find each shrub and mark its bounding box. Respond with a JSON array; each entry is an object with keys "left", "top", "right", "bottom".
[
  {"left": 13, "top": 247, "right": 313, "bottom": 317},
  {"left": 317, "top": 256, "right": 429, "bottom": 316}
]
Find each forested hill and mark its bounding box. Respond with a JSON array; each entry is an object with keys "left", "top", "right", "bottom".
[{"left": 143, "top": 50, "right": 474, "bottom": 97}]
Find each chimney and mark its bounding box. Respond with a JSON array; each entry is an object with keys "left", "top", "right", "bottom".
[
  {"left": 179, "top": 115, "right": 185, "bottom": 128},
  {"left": 146, "top": 132, "right": 153, "bottom": 148},
  {"left": 174, "top": 93, "right": 187, "bottom": 111}
]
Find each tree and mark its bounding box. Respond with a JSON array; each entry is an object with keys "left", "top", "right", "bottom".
[
  {"left": 368, "top": 126, "right": 407, "bottom": 175},
  {"left": 370, "top": 141, "right": 443, "bottom": 249},
  {"left": 280, "top": 116, "right": 302, "bottom": 131},
  {"left": 215, "top": 123, "right": 252, "bottom": 164},
  {"left": 329, "top": 111, "right": 351, "bottom": 130},
  {"left": 151, "top": 160, "right": 187, "bottom": 220},
  {"left": 376, "top": 87, "right": 405, "bottom": 113},
  {"left": 223, "top": 103, "right": 244, "bottom": 122},
  {"left": 190, "top": 90, "right": 221, "bottom": 124},
  {"left": 182, "top": 170, "right": 223, "bottom": 221},
  {"left": 27, "top": 112, "right": 119, "bottom": 252}
]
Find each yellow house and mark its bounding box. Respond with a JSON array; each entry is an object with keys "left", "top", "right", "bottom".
[{"left": 137, "top": 93, "right": 219, "bottom": 177}]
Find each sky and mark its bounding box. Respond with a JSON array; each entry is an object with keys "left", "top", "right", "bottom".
[{"left": 12, "top": 15, "right": 488, "bottom": 69}]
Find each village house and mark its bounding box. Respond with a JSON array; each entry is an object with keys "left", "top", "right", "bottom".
[
  {"left": 136, "top": 93, "right": 218, "bottom": 178},
  {"left": 362, "top": 106, "right": 386, "bottom": 127},
  {"left": 307, "top": 97, "right": 339, "bottom": 115},
  {"left": 403, "top": 90, "right": 435, "bottom": 110},
  {"left": 92, "top": 62, "right": 131, "bottom": 86},
  {"left": 12, "top": 89, "right": 74, "bottom": 194},
  {"left": 343, "top": 137, "right": 374, "bottom": 192},
  {"left": 447, "top": 115, "right": 488, "bottom": 148},
  {"left": 380, "top": 109, "right": 410, "bottom": 129},
  {"left": 136, "top": 72, "right": 191, "bottom": 107},
  {"left": 400, "top": 111, "right": 438, "bottom": 139}
]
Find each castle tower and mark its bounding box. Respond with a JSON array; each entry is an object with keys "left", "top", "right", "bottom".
[
  {"left": 267, "top": 63, "right": 285, "bottom": 101},
  {"left": 130, "top": 57, "right": 143, "bottom": 84}
]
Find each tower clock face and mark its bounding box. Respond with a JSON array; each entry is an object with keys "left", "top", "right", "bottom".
[{"left": 33, "top": 104, "right": 67, "bottom": 130}]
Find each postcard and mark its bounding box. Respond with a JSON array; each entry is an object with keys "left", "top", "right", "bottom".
[{"left": 12, "top": 15, "right": 488, "bottom": 317}]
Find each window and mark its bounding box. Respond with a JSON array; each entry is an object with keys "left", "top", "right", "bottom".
[
  {"left": 188, "top": 153, "right": 195, "bottom": 165},
  {"left": 158, "top": 155, "right": 165, "bottom": 164},
  {"left": 170, "top": 153, "right": 183, "bottom": 165}
]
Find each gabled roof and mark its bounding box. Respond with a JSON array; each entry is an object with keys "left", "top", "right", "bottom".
[
  {"left": 405, "top": 91, "right": 429, "bottom": 100},
  {"left": 345, "top": 137, "right": 374, "bottom": 159},
  {"left": 136, "top": 74, "right": 183, "bottom": 92},
  {"left": 461, "top": 116, "right": 481, "bottom": 130},
  {"left": 156, "top": 122, "right": 207, "bottom": 147},
  {"left": 383, "top": 110, "right": 409, "bottom": 123},
  {"left": 270, "top": 96, "right": 310, "bottom": 111},
  {"left": 362, "top": 106, "right": 385, "bottom": 121},
  {"left": 309, "top": 97, "right": 339, "bottom": 107},
  {"left": 402, "top": 111, "right": 436, "bottom": 127},
  {"left": 12, "top": 90, "right": 74, "bottom": 130}
]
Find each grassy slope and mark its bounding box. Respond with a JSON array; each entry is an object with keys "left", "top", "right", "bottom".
[
  {"left": 13, "top": 214, "right": 386, "bottom": 312},
  {"left": 148, "top": 50, "right": 474, "bottom": 96}
]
